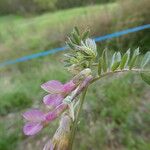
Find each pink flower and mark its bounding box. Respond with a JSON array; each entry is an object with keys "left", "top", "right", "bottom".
[
  {"left": 41, "top": 80, "right": 76, "bottom": 109},
  {"left": 23, "top": 104, "right": 67, "bottom": 136},
  {"left": 23, "top": 76, "right": 93, "bottom": 136},
  {"left": 45, "top": 103, "right": 68, "bottom": 121},
  {"left": 22, "top": 79, "right": 75, "bottom": 136},
  {"left": 23, "top": 109, "right": 46, "bottom": 136}
]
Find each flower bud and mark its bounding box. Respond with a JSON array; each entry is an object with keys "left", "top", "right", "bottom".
[
  {"left": 72, "top": 68, "right": 92, "bottom": 84},
  {"left": 67, "top": 64, "right": 82, "bottom": 75},
  {"left": 43, "top": 114, "right": 72, "bottom": 150},
  {"left": 76, "top": 38, "right": 97, "bottom": 58}
]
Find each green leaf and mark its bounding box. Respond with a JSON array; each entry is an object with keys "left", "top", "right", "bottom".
[
  {"left": 64, "top": 63, "right": 72, "bottom": 67},
  {"left": 64, "top": 53, "right": 75, "bottom": 58},
  {"left": 101, "top": 49, "right": 107, "bottom": 72},
  {"left": 74, "top": 26, "right": 80, "bottom": 35},
  {"left": 134, "top": 47, "right": 140, "bottom": 56},
  {"left": 140, "top": 52, "right": 150, "bottom": 85},
  {"left": 129, "top": 47, "right": 140, "bottom": 70},
  {"left": 67, "top": 41, "right": 75, "bottom": 50},
  {"left": 119, "top": 49, "right": 130, "bottom": 70},
  {"left": 111, "top": 62, "right": 120, "bottom": 71},
  {"left": 111, "top": 52, "right": 117, "bottom": 67},
  {"left": 69, "top": 37, "right": 76, "bottom": 45},
  {"left": 98, "top": 58, "right": 102, "bottom": 75},
  {"left": 72, "top": 32, "right": 80, "bottom": 45},
  {"left": 141, "top": 51, "right": 150, "bottom": 68},
  {"left": 140, "top": 71, "right": 150, "bottom": 85},
  {"left": 82, "top": 30, "right": 89, "bottom": 41},
  {"left": 111, "top": 52, "right": 121, "bottom": 71}
]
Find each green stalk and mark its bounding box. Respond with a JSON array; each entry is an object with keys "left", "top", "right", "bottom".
[
  {"left": 91, "top": 68, "right": 141, "bottom": 84},
  {"left": 69, "top": 88, "right": 87, "bottom": 150}
]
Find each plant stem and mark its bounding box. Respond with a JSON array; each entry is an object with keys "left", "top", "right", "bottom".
[
  {"left": 69, "top": 88, "right": 87, "bottom": 150},
  {"left": 91, "top": 68, "right": 141, "bottom": 84}
]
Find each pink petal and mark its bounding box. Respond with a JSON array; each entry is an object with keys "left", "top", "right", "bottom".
[
  {"left": 23, "top": 122, "right": 43, "bottom": 136},
  {"left": 41, "top": 80, "right": 64, "bottom": 94},
  {"left": 45, "top": 103, "right": 67, "bottom": 122},
  {"left": 63, "top": 80, "right": 76, "bottom": 94},
  {"left": 23, "top": 109, "right": 45, "bottom": 122},
  {"left": 43, "top": 94, "right": 63, "bottom": 108}
]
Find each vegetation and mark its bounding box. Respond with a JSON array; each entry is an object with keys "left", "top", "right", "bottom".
[
  {"left": 0, "top": 0, "right": 114, "bottom": 15},
  {"left": 0, "top": 0, "right": 149, "bottom": 62},
  {"left": 0, "top": 0, "right": 149, "bottom": 150}
]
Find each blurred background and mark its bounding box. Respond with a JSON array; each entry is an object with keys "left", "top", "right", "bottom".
[{"left": 0, "top": 0, "right": 150, "bottom": 150}]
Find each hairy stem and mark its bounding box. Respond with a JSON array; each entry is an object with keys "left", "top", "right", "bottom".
[
  {"left": 91, "top": 68, "right": 141, "bottom": 83},
  {"left": 69, "top": 88, "right": 87, "bottom": 150}
]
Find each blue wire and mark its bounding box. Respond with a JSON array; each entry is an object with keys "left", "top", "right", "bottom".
[
  {"left": 94, "top": 24, "right": 150, "bottom": 42},
  {"left": 0, "top": 24, "right": 150, "bottom": 67}
]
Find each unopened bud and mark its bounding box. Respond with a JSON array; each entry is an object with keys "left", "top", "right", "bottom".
[
  {"left": 67, "top": 64, "right": 82, "bottom": 75},
  {"left": 73, "top": 68, "right": 92, "bottom": 84},
  {"left": 76, "top": 38, "right": 97, "bottom": 58},
  {"left": 43, "top": 114, "right": 72, "bottom": 150}
]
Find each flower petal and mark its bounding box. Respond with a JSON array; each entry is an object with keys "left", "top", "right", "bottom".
[
  {"left": 43, "top": 94, "right": 63, "bottom": 108},
  {"left": 45, "top": 104, "right": 67, "bottom": 122},
  {"left": 63, "top": 80, "right": 76, "bottom": 94},
  {"left": 23, "top": 122, "right": 43, "bottom": 136},
  {"left": 41, "top": 80, "right": 64, "bottom": 94},
  {"left": 23, "top": 109, "right": 45, "bottom": 122}
]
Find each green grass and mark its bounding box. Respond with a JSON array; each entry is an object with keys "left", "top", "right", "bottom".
[
  {"left": 0, "top": 0, "right": 150, "bottom": 149},
  {"left": 0, "top": 63, "right": 150, "bottom": 149},
  {"left": 0, "top": 55, "right": 69, "bottom": 115},
  {"left": 74, "top": 74, "right": 150, "bottom": 150},
  {"left": 0, "top": 0, "right": 149, "bottom": 62},
  {"left": 0, "top": 3, "right": 117, "bottom": 61},
  {"left": 0, "top": 120, "right": 22, "bottom": 150}
]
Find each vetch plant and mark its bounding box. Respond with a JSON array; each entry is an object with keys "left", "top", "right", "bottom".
[{"left": 22, "top": 27, "right": 150, "bottom": 150}]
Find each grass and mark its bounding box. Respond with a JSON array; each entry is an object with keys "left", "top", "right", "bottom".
[
  {"left": 0, "top": 55, "right": 69, "bottom": 115},
  {"left": 0, "top": 0, "right": 149, "bottom": 61},
  {"left": 0, "top": 119, "right": 23, "bottom": 150},
  {"left": 0, "top": 3, "right": 117, "bottom": 61},
  {"left": 0, "top": 60, "right": 150, "bottom": 150},
  {"left": 0, "top": 0, "right": 150, "bottom": 149},
  {"left": 74, "top": 74, "right": 150, "bottom": 150}
]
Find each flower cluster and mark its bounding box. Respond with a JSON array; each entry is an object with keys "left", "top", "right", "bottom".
[
  {"left": 64, "top": 27, "right": 97, "bottom": 74},
  {"left": 22, "top": 68, "right": 92, "bottom": 136}
]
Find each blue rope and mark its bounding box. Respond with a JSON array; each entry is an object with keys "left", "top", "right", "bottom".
[
  {"left": 94, "top": 24, "right": 150, "bottom": 42},
  {"left": 0, "top": 24, "right": 150, "bottom": 67}
]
